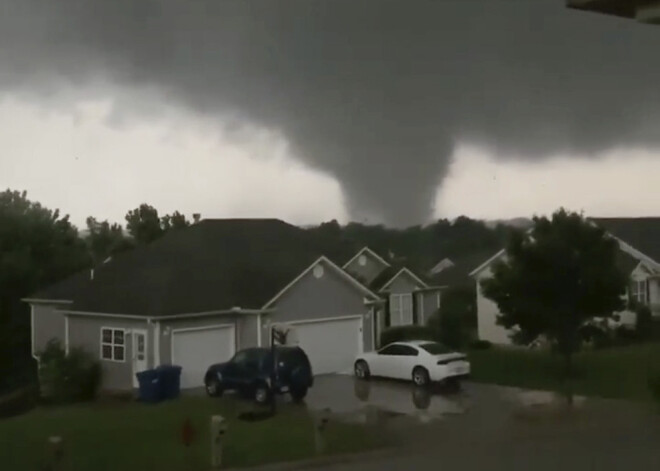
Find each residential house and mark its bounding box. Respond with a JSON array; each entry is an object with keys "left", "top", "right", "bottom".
[
  {"left": 469, "top": 217, "right": 660, "bottom": 345},
  {"left": 426, "top": 250, "right": 498, "bottom": 289},
  {"left": 25, "top": 220, "right": 442, "bottom": 392},
  {"left": 342, "top": 247, "right": 444, "bottom": 343}
]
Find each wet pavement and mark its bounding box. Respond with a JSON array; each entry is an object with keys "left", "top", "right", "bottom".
[
  {"left": 304, "top": 374, "right": 599, "bottom": 426},
  {"left": 305, "top": 374, "right": 468, "bottom": 424},
  {"left": 303, "top": 375, "right": 660, "bottom": 470}
]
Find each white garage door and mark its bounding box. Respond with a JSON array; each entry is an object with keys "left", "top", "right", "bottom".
[
  {"left": 171, "top": 325, "right": 235, "bottom": 389},
  {"left": 293, "top": 317, "right": 363, "bottom": 375}
]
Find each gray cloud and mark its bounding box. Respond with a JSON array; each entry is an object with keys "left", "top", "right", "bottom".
[{"left": 2, "top": 0, "right": 660, "bottom": 226}]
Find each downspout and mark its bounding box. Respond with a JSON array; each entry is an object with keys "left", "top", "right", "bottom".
[
  {"left": 64, "top": 315, "right": 70, "bottom": 355},
  {"left": 30, "top": 304, "right": 39, "bottom": 362},
  {"left": 370, "top": 306, "right": 376, "bottom": 351},
  {"left": 257, "top": 313, "right": 262, "bottom": 347}
]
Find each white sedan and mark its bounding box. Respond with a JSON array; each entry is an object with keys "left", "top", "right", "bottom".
[{"left": 354, "top": 340, "right": 471, "bottom": 387}]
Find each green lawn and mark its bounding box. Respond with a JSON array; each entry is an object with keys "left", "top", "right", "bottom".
[
  {"left": 469, "top": 342, "right": 660, "bottom": 401},
  {"left": 0, "top": 395, "right": 386, "bottom": 471}
]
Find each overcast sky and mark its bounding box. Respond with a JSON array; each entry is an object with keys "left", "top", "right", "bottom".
[{"left": 1, "top": 1, "right": 660, "bottom": 229}]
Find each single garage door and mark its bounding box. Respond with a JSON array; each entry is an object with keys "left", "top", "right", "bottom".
[
  {"left": 171, "top": 325, "right": 235, "bottom": 389},
  {"left": 293, "top": 317, "right": 362, "bottom": 375}
]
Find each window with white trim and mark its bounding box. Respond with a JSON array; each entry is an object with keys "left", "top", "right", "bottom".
[
  {"left": 101, "top": 328, "right": 125, "bottom": 362},
  {"left": 631, "top": 280, "right": 648, "bottom": 305},
  {"left": 390, "top": 293, "right": 413, "bottom": 326}
]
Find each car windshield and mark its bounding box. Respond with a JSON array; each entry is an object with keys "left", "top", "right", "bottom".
[{"left": 418, "top": 342, "right": 452, "bottom": 355}]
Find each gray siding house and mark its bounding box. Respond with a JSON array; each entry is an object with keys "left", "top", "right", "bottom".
[
  {"left": 342, "top": 247, "right": 445, "bottom": 345},
  {"left": 25, "top": 220, "right": 443, "bottom": 392}
]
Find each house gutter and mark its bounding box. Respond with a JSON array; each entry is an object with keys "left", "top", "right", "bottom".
[
  {"left": 21, "top": 298, "right": 74, "bottom": 305},
  {"left": 61, "top": 310, "right": 152, "bottom": 320},
  {"left": 414, "top": 285, "right": 448, "bottom": 292},
  {"left": 59, "top": 307, "right": 276, "bottom": 321},
  {"left": 364, "top": 299, "right": 386, "bottom": 306},
  {"left": 150, "top": 308, "right": 275, "bottom": 320}
]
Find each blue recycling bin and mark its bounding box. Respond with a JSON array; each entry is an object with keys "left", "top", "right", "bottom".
[
  {"left": 136, "top": 369, "right": 163, "bottom": 403},
  {"left": 156, "top": 365, "right": 182, "bottom": 400}
]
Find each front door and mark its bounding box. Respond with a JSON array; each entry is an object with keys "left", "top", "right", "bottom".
[{"left": 132, "top": 329, "right": 148, "bottom": 387}]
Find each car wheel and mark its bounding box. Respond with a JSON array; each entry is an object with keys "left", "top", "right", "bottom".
[
  {"left": 412, "top": 367, "right": 430, "bottom": 387},
  {"left": 254, "top": 384, "right": 272, "bottom": 405},
  {"left": 205, "top": 378, "right": 223, "bottom": 397},
  {"left": 412, "top": 386, "right": 431, "bottom": 410},
  {"left": 290, "top": 387, "right": 308, "bottom": 403},
  {"left": 354, "top": 360, "right": 371, "bottom": 380}
]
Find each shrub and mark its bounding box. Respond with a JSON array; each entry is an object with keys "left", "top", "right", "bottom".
[
  {"left": 38, "top": 339, "right": 102, "bottom": 403},
  {"left": 380, "top": 325, "right": 435, "bottom": 347},
  {"left": 469, "top": 339, "right": 492, "bottom": 350},
  {"left": 428, "top": 305, "right": 471, "bottom": 350},
  {"left": 0, "top": 385, "right": 37, "bottom": 419},
  {"left": 0, "top": 329, "right": 38, "bottom": 395},
  {"left": 614, "top": 325, "right": 638, "bottom": 345},
  {"left": 580, "top": 322, "right": 614, "bottom": 349}
]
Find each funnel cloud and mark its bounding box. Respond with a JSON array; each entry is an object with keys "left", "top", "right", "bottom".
[{"left": 1, "top": 0, "right": 660, "bottom": 226}]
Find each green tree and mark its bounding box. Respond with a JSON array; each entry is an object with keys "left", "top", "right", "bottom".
[
  {"left": 0, "top": 190, "right": 90, "bottom": 390},
  {"left": 85, "top": 217, "right": 134, "bottom": 264},
  {"left": 480, "top": 209, "right": 628, "bottom": 375},
  {"left": 160, "top": 210, "right": 190, "bottom": 231},
  {"left": 125, "top": 204, "right": 193, "bottom": 244},
  {"left": 428, "top": 286, "right": 476, "bottom": 349},
  {"left": 125, "top": 204, "right": 164, "bottom": 244}
]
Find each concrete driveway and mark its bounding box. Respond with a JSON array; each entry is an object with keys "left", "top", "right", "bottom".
[
  {"left": 303, "top": 375, "right": 660, "bottom": 470},
  {"left": 305, "top": 374, "right": 594, "bottom": 426},
  {"left": 305, "top": 374, "right": 469, "bottom": 423}
]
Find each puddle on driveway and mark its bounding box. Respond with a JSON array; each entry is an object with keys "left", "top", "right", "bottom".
[
  {"left": 304, "top": 376, "right": 628, "bottom": 428},
  {"left": 305, "top": 375, "right": 469, "bottom": 425}
]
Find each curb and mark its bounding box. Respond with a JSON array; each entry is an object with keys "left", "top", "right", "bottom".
[{"left": 221, "top": 446, "right": 399, "bottom": 471}]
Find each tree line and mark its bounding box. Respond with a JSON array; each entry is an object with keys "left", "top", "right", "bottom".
[
  {"left": 7, "top": 188, "right": 620, "bottom": 391},
  {"left": 1, "top": 189, "right": 510, "bottom": 392},
  {"left": 0, "top": 191, "right": 199, "bottom": 392}
]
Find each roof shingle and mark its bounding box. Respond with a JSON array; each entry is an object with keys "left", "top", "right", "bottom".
[
  {"left": 31, "top": 219, "right": 348, "bottom": 316},
  {"left": 591, "top": 218, "right": 660, "bottom": 264}
]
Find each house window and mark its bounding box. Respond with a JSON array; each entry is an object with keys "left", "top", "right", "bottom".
[
  {"left": 390, "top": 294, "right": 413, "bottom": 326},
  {"left": 631, "top": 280, "right": 648, "bottom": 305},
  {"left": 101, "top": 328, "right": 125, "bottom": 362}
]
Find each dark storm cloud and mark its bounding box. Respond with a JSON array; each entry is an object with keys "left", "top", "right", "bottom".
[{"left": 2, "top": 0, "right": 660, "bottom": 225}]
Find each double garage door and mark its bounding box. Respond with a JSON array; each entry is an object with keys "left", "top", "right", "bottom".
[
  {"left": 293, "top": 317, "right": 363, "bottom": 375},
  {"left": 170, "top": 316, "right": 363, "bottom": 388},
  {"left": 171, "top": 325, "right": 235, "bottom": 389}
]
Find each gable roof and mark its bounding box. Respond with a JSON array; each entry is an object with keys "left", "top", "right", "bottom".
[
  {"left": 367, "top": 264, "right": 432, "bottom": 292},
  {"left": 590, "top": 218, "right": 660, "bottom": 265},
  {"left": 469, "top": 218, "right": 658, "bottom": 278},
  {"left": 32, "top": 219, "right": 352, "bottom": 316},
  {"left": 616, "top": 250, "right": 644, "bottom": 276},
  {"left": 428, "top": 258, "right": 455, "bottom": 275},
  {"left": 431, "top": 250, "right": 497, "bottom": 286},
  {"left": 26, "top": 269, "right": 92, "bottom": 303},
  {"left": 379, "top": 267, "right": 429, "bottom": 291},
  {"left": 342, "top": 246, "right": 391, "bottom": 270},
  {"left": 262, "top": 256, "right": 381, "bottom": 309}
]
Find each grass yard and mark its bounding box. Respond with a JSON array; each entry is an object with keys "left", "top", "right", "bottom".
[
  {"left": 0, "top": 395, "right": 386, "bottom": 471},
  {"left": 469, "top": 342, "right": 660, "bottom": 402}
]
